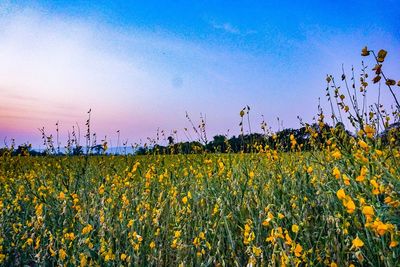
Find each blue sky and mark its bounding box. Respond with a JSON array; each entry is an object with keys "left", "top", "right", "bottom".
[{"left": 0, "top": 1, "right": 399, "bottom": 147}]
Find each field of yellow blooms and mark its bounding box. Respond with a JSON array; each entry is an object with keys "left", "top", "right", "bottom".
[{"left": 1, "top": 127, "right": 399, "bottom": 266}]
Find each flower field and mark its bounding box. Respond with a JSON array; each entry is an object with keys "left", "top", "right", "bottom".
[{"left": 1, "top": 135, "right": 400, "bottom": 266}]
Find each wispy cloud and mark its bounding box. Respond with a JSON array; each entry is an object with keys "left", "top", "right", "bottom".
[{"left": 211, "top": 21, "right": 241, "bottom": 34}]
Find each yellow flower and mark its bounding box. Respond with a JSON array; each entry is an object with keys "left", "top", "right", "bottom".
[
  {"left": 356, "top": 175, "right": 365, "bottom": 182},
  {"left": 361, "top": 46, "right": 370, "bottom": 56},
  {"left": 252, "top": 246, "right": 262, "bottom": 257},
  {"left": 342, "top": 174, "right": 350, "bottom": 186},
  {"left": 182, "top": 196, "right": 188, "bottom": 205},
  {"left": 64, "top": 232, "right": 75, "bottom": 241},
  {"left": 332, "top": 150, "right": 342, "bottom": 160},
  {"left": 199, "top": 232, "right": 205, "bottom": 240},
  {"left": 345, "top": 198, "right": 356, "bottom": 214},
  {"left": 59, "top": 191, "right": 65, "bottom": 200},
  {"left": 358, "top": 140, "right": 368, "bottom": 149},
  {"left": 59, "top": 248, "right": 67, "bottom": 260},
  {"left": 249, "top": 171, "right": 255, "bottom": 179},
  {"left": 352, "top": 236, "right": 364, "bottom": 248},
  {"left": 49, "top": 246, "right": 56, "bottom": 257},
  {"left": 362, "top": 206, "right": 374, "bottom": 217},
  {"left": 34, "top": 237, "right": 40, "bottom": 250},
  {"left": 174, "top": 231, "right": 181, "bottom": 238},
  {"left": 285, "top": 233, "right": 293, "bottom": 245},
  {"left": 291, "top": 224, "right": 299, "bottom": 234},
  {"left": 377, "top": 49, "right": 387, "bottom": 62},
  {"left": 377, "top": 223, "right": 388, "bottom": 236},
  {"left": 98, "top": 185, "right": 105, "bottom": 195},
  {"left": 150, "top": 241, "right": 156, "bottom": 249},
  {"left": 120, "top": 253, "right": 127, "bottom": 261},
  {"left": 336, "top": 189, "right": 346, "bottom": 200},
  {"left": 332, "top": 167, "right": 341, "bottom": 179},
  {"left": 364, "top": 125, "right": 375, "bottom": 138},
  {"left": 294, "top": 243, "right": 303, "bottom": 257},
  {"left": 80, "top": 253, "right": 87, "bottom": 267},
  {"left": 389, "top": 241, "right": 398, "bottom": 248},
  {"left": 82, "top": 224, "right": 93, "bottom": 235}
]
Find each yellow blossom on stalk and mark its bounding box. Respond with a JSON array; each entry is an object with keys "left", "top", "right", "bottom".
[
  {"left": 342, "top": 174, "right": 350, "bottom": 186},
  {"left": 352, "top": 236, "right": 364, "bottom": 249},
  {"left": 194, "top": 238, "right": 201, "bottom": 248},
  {"left": 26, "top": 238, "right": 33, "bottom": 246},
  {"left": 150, "top": 241, "right": 156, "bottom": 249},
  {"left": 80, "top": 253, "right": 87, "bottom": 267},
  {"left": 389, "top": 241, "right": 399, "bottom": 248},
  {"left": 285, "top": 233, "right": 293, "bottom": 245},
  {"left": 249, "top": 171, "right": 255, "bottom": 179},
  {"left": 174, "top": 231, "right": 181, "bottom": 239},
  {"left": 332, "top": 150, "right": 342, "bottom": 160},
  {"left": 307, "top": 166, "right": 313, "bottom": 174},
  {"left": 362, "top": 206, "right": 374, "bottom": 222},
  {"left": 364, "top": 125, "right": 375, "bottom": 138},
  {"left": 361, "top": 46, "right": 370, "bottom": 56},
  {"left": 182, "top": 196, "right": 188, "bottom": 205},
  {"left": 294, "top": 243, "right": 303, "bottom": 257},
  {"left": 252, "top": 246, "right": 262, "bottom": 257},
  {"left": 291, "top": 224, "right": 299, "bottom": 234},
  {"left": 49, "top": 246, "right": 56, "bottom": 257},
  {"left": 120, "top": 253, "right": 127, "bottom": 261},
  {"left": 82, "top": 224, "right": 93, "bottom": 235},
  {"left": 58, "top": 191, "right": 65, "bottom": 200},
  {"left": 336, "top": 189, "right": 346, "bottom": 200},
  {"left": 243, "top": 221, "right": 255, "bottom": 245},
  {"left": 34, "top": 237, "right": 40, "bottom": 250},
  {"left": 98, "top": 185, "right": 105, "bottom": 195},
  {"left": 377, "top": 223, "right": 389, "bottom": 236},
  {"left": 35, "top": 203, "right": 43, "bottom": 217},
  {"left": 199, "top": 232, "right": 205, "bottom": 240},
  {"left": 262, "top": 212, "right": 274, "bottom": 226},
  {"left": 332, "top": 167, "right": 341, "bottom": 179},
  {"left": 344, "top": 197, "right": 356, "bottom": 214},
  {"left": 367, "top": 219, "right": 392, "bottom": 236},
  {"left": 356, "top": 166, "right": 368, "bottom": 182},
  {"left": 212, "top": 203, "right": 219, "bottom": 216},
  {"left": 358, "top": 140, "right": 369, "bottom": 149},
  {"left": 171, "top": 239, "right": 178, "bottom": 249},
  {"left": 59, "top": 248, "right": 67, "bottom": 260},
  {"left": 370, "top": 179, "right": 381, "bottom": 195}
]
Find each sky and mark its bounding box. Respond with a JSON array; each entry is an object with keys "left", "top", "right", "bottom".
[{"left": 0, "top": 1, "right": 399, "bottom": 147}]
